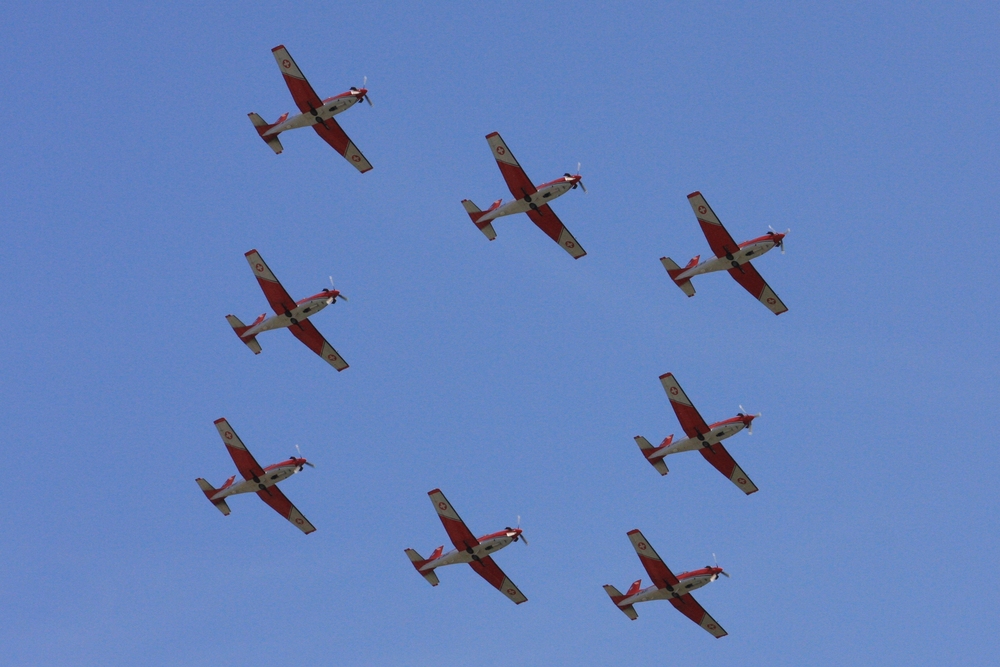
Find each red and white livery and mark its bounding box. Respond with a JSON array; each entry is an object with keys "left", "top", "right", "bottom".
[
  {"left": 226, "top": 249, "right": 349, "bottom": 370},
  {"left": 662, "top": 192, "right": 787, "bottom": 314},
  {"left": 604, "top": 529, "right": 729, "bottom": 638},
  {"left": 634, "top": 373, "right": 760, "bottom": 495},
  {"left": 462, "top": 132, "right": 587, "bottom": 259},
  {"left": 405, "top": 489, "right": 528, "bottom": 604},
  {"left": 196, "top": 418, "right": 317, "bottom": 534},
  {"left": 248, "top": 45, "right": 373, "bottom": 173}
]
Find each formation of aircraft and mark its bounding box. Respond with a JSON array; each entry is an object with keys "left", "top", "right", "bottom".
[
  {"left": 192, "top": 45, "right": 800, "bottom": 635},
  {"left": 635, "top": 373, "right": 759, "bottom": 495},
  {"left": 462, "top": 132, "right": 588, "bottom": 259},
  {"left": 249, "top": 45, "right": 373, "bottom": 173},
  {"left": 604, "top": 529, "right": 729, "bottom": 637},
  {"left": 226, "top": 249, "right": 350, "bottom": 371},
  {"left": 405, "top": 489, "right": 528, "bottom": 604},
  {"left": 662, "top": 191, "right": 788, "bottom": 314},
  {"left": 196, "top": 418, "right": 317, "bottom": 534}
]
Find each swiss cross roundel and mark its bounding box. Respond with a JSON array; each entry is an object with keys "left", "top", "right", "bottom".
[
  {"left": 438, "top": 501, "right": 447, "bottom": 510},
  {"left": 496, "top": 146, "right": 506, "bottom": 155},
  {"left": 351, "top": 155, "right": 361, "bottom": 162},
  {"left": 565, "top": 241, "right": 575, "bottom": 248},
  {"left": 737, "top": 477, "right": 747, "bottom": 485},
  {"left": 224, "top": 431, "right": 233, "bottom": 440},
  {"left": 766, "top": 297, "right": 776, "bottom": 304},
  {"left": 707, "top": 623, "right": 717, "bottom": 630},
  {"left": 255, "top": 263, "right": 264, "bottom": 272},
  {"left": 698, "top": 205, "right": 707, "bottom": 214},
  {"left": 669, "top": 386, "right": 679, "bottom": 396},
  {"left": 282, "top": 59, "right": 291, "bottom": 69},
  {"left": 637, "top": 542, "right": 647, "bottom": 551},
  {"left": 295, "top": 517, "right": 304, "bottom": 525},
  {"left": 507, "top": 588, "right": 515, "bottom": 595},
  {"left": 327, "top": 354, "right": 337, "bottom": 361}
]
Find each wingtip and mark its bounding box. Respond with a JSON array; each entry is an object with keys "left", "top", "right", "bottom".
[
  {"left": 687, "top": 191, "right": 701, "bottom": 199},
  {"left": 485, "top": 131, "right": 500, "bottom": 139},
  {"left": 213, "top": 417, "right": 227, "bottom": 425},
  {"left": 271, "top": 45, "right": 285, "bottom": 52},
  {"left": 427, "top": 488, "right": 442, "bottom": 496},
  {"left": 658, "top": 372, "right": 673, "bottom": 380},
  {"left": 244, "top": 249, "right": 257, "bottom": 257},
  {"left": 626, "top": 528, "right": 642, "bottom": 536}
]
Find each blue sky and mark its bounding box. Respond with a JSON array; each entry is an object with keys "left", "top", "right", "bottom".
[{"left": 2, "top": 2, "right": 998, "bottom": 665}]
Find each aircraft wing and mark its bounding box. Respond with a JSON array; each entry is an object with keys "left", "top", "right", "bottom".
[
  {"left": 669, "top": 593, "right": 728, "bottom": 638},
  {"left": 245, "top": 250, "right": 296, "bottom": 315},
  {"left": 627, "top": 529, "right": 680, "bottom": 590},
  {"left": 700, "top": 443, "right": 759, "bottom": 495},
  {"left": 287, "top": 319, "right": 349, "bottom": 371},
  {"left": 469, "top": 556, "right": 528, "bottom": 604},
  {"left": 213, "top": 418, "right": 265, "bottom": 481},
  {"left": 526, "top": 206, "right": 587, "bottom": 259},
  {"left": 256, "top": 484, "right": 317, "bottom": 534},
  {"left": 659, "top": 373, "right": 710, "bottom": 439},
  {"left": 313, "top": 118, "right": 373, "bottom": 173},
  {"left": 428, "top": 489, "right": 479, "bottom": 551},
  {"left": 486, "top": 132, "right": 537, "bottom": 199},
  {"left": 688, "top": 192, "right": 740, "bottom": 259},
  {"left": 727, "top": 262, "right": 788, "bottom": 315},
  {"left": 271, "top": 45, "right": 323, "bottom": 114}
]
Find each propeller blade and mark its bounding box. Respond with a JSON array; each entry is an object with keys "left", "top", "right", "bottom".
[
  {"left": 721, "top": 570, "right": 730, "bottom": 577},
  {"left": 579, "top": 180, "right": 587, "bottom": 193},
  {"left": 519, "top": 532, "right": 528, "bottom": 545},
  {"left": 303, "top": 461, "right": 315, "bottom": 468},
  {"left": 295, "top": 444, "right": 302, "bottom": 457}
]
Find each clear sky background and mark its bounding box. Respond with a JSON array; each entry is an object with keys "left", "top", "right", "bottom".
[{"left": 3, "top": 2, "right": 998, "bottom": 665}]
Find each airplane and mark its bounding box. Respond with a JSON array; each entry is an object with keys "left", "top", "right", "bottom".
[
  {"left": 405, "top": 489, "right": 528, "bottom": 604},
  {"left": 603, "top": 529, "right": 729, "bottom": 638},
  {"left": 662, "top": 191, "right": 788, "bottom": 314},
  {"left": 226, "top": 249, "right": 349, "bottom": 371},
  {"left": 462, "top": 132, "right": 587, "bottom": 259},
  {"left": 248, "top": 45, "right": 373, "bottom": 173},
  {"left": 634, "top": 373, "right": 760, "bottom": 495},
  {"left": 196, "top": 418, "right": 317, "bottom": 534}
]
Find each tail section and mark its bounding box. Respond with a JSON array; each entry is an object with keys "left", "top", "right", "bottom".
[
  {"left": 660, "top": 256, "right": 698, "bottom": 297},
  {"left": 196, "top": 477, "right": 234, "bottom": 516},
  {"left": 461, "top": 199, "right": 501, "bottom": 241},
  {"left": 248, "top": 112, "right": 288, "bottom": 154},
  {"left": 634, "top": 436, "right": 671, "bottom": 476},
  {"left": 404, "top": 548, "right": 441, "bottom": 586},
  {"left": 226, "top": 314, "right": 264, "bottom": 354},
  {"left": 603, "top": 584, "right": 639, "bottom": 620}
]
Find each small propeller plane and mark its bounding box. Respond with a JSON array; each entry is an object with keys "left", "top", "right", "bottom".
[
  {"left": 462, "top": 132, "right": 587, "bottom": 259},
  {"left": 226, "top": 249, "right": 349, "bottom": 370},
  {"left": 196, "top": 418, "right": 317, "bottom": 534},
  {"left": 634, "top": 373, "right": 760, "bottom": 495},
  {"left": 248, "top": 45, "right": 373, "bottom": 172},
  {"left": 662, "top": 191, "right": 788, "bottom": 314},
  {"left": 405, "top": 489, "right": 528, "bottom": 604},
  {"left": 604, "top": 529, "right": 729, "bottom": 637}
]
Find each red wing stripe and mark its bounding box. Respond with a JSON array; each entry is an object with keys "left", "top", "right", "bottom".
[
  {"left": 670, "top": 594, "right": 707, "bottom": 625},
  {"left": 227, "top": 445, "right": 266, "bottom": 481},
  {"left": 497, "top": 161, "right": 537, "bottom": 198},
  {"left": 469, "top": 556, "right": 505, "bottom": 588},
  {"left": 313, "top": 118, "right": 350, "bottom": 154},
  {"left": 670, "top": 401, "right": 710, "bottom": 439},
  {"left": 525, "top": 206, "right": 564, "bottom": 242}
]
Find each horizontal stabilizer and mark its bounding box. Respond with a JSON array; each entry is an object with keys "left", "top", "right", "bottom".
[
  {"left": 247, "top": 112, "right": 286, "bottom": 154},
  {"left": 226, "top": 314, "right": 263, "bottom": 354},
  {"left": 603, "top": 585, "right": 638, "bottom": 620},
  {"left": 404, "top": 548, "right": 441, "bottom": 586},
  {"left": 660, "top": 257, "right": 696, "bottom": 297},
  {"left": 634, "top": 436, "right": 669, "bottom": 475},
  {"left": 195, "top": 478, "right": 232, "bottom": 516},
  {"left": 462, "top": 199, "right": 498, "bottom": 240}
]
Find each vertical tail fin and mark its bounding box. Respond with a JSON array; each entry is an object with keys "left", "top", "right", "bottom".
[
  {"left": 196, "top": 478, "right": 233, "bottom": 516},
  {"left": 247, "top": 112, "right": 287, "bottom": 155},
  {"left": 226, "top": 315, "right": 263, "bottom": 354},
  {"left": 603, "top": 585, "right": 639, "bottom": 620},
  {"left": 461, "top": 199, "right": 500, "bottom": 241},
  {"left": 404, "top": 548, "right": 441, "bottom": 586},
  {"left": 660, "top": 256, "right": 697, "bottom": 297},
  {"left": 634, "top": 436, "right": 671, "bottom": 476}
]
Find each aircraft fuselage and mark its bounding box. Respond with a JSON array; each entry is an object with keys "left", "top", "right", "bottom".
[
  {"left": 476, "top": 177, "right": 579, "bottom": 223},
  {"left": 210, "top": 460, "right": 306, "bottom": 500},
  {"left": 264, "top": 90, "right": 365, "bottom": 136},
  {"left": 678, "top": 236, "right": 780, "bottom": 280},
  {"left": 648, "top": 417, "right": 750, "bottom": 461},
  {"left": 242, "top": 292, "right": 339, "bottom": 339},
  {"left": 620, "top": 569, "right": 721, "bottom": 607},
  {"left": 419, "top": 531, "right": 520, "bottom": 571}
]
